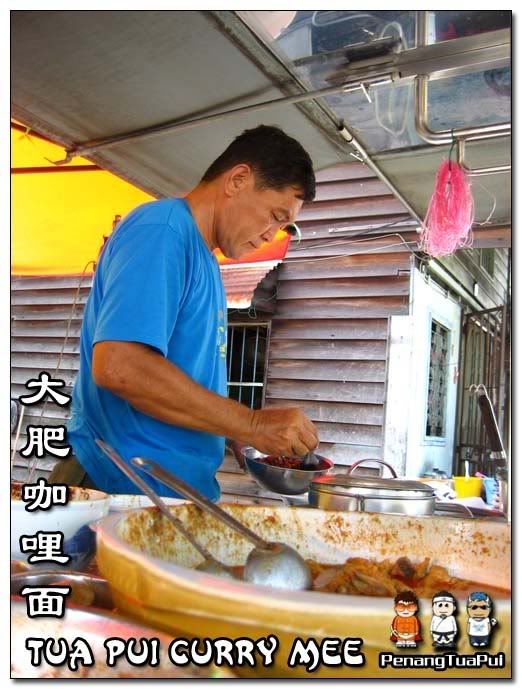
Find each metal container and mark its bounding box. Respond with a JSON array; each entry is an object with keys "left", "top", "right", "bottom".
[
  {"left": 95, "top": 503, "right": 511, "bottom": 679},
  {"left": 309, "top": 459, "right": 436, "bottom": 516},
  {"left": 11, "top": 570, "right": 114, "bottom": 610},
  {"left": 242, "top": 446, "right": 333, "bottom": 495}
]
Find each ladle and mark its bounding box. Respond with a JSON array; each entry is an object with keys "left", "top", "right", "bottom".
[
  {"left": 95, "top": 439, "right": 237, "bottom": 580},
  {"left": 130, "top": 456, "right": 313, "bottom": 591}
]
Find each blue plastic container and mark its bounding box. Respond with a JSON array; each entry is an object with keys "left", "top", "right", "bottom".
[{"left": 483, "top": 477, "right": 498, "bottom": 505}]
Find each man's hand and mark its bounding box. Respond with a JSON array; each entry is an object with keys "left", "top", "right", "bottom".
[{"left": 247, "top": 407, "right": 318, "bottom": 457}]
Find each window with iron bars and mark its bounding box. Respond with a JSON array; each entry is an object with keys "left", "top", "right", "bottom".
[
  {"left": 426, "top": 319, "right": 450, "bottom": 438},
  {"left": 226, "top": 322, "right": 269, "bottom": 410}
]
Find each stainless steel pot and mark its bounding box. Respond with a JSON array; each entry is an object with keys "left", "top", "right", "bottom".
[{"left": 308, "top": 459, "right": 436, "bottom": 516}]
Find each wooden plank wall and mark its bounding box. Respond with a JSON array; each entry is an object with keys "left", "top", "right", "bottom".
[
  {"left": 10, "top": 273, "right": 278, "bottom": 483},
  {"left": 263, "top": 163, "right": 415, "bottom": 465},
  {"left": 440, "top": 247, "right": 510, "bottom": 310},
  {"left": 11, "top": 274, "right": 92, "bottom": 481}
]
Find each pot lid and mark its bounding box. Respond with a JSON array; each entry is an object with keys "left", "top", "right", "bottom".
[{"left": 310, "top": 474, "right": 435, "bottom": 498}]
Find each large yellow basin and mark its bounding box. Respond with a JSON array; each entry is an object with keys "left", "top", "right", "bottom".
[{"left": 96, "top": 505, "right": 511, "bottom": 678}]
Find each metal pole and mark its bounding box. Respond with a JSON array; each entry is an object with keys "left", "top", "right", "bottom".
[
  {"left": 227, "top": 325, "right": 235, "bottom": 400},
  {"left": 415, "top": 9, "right": 429, "bottom": 48},
  {"left": 453, "top": 307, "right": 466, "bottom": 476},
  {"left": 251, "top": 325, "right": 260, "bottom": 409},
  {"left": 239, "top": 327, "right": 246, "bottom": 405},
  {"left": 52, "top": 79, "right": 384, "bottom": 164},
  {"left": 337, "top": 125, "right": 423, "bottom": 223},
  {"left": 498, "top": 304, "right": 507, "bottom": 442}
]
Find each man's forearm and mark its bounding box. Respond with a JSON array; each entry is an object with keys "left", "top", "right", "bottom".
[{"left": 93, "top": 341, "right": 255, "bottom": 444}]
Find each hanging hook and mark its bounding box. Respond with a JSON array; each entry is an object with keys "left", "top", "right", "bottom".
[
  {"left": 448, "top": 129, "right": 457, "bottom": 169},
  {"left": 469, "top": 383, "right": 488, "bottom": 396},
  {"left": 45, "top": 150, "right": 75, "bottom": 166}
]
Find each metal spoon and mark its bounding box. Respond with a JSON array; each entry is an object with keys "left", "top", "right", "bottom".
[
  {"left": 130, "top": 456, "right": 312, "bottom": 591},
  {"left": 95, "top": 439, "right": 237, "bottom": 580},
  {"left": 302, "top": 450, "right": 321, "bottom": 468}
]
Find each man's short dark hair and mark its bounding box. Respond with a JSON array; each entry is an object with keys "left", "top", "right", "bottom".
[
  {"left": 201, "top": 125, "right": 316, "bottom": 202},
  {"left": 394, "top": 590, "right": 418, "bottom": 606}
]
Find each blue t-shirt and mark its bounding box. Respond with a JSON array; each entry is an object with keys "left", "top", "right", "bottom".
[{"left": 68, "top": 198, "right": 228, "bottom": 500}]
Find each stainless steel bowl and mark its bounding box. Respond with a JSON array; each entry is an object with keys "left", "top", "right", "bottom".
[{"left": 242, "top": 447, "right": 333, "bottom": 495}]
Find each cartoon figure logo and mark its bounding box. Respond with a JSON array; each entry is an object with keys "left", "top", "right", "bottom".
[
  {"left": 430, "top": 590, "right": 458, "bottom": 648},
  {"left": 466, "top": 592, "right": 497, "bottom": 648},
  {"left": 390, "top": 591, "right": 422, "bottom": 648}
]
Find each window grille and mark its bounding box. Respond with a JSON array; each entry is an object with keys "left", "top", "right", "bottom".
[
  {"left": 426, "top": 320, "right": 450, "bottom": 438},
  {"left": 455, "top": 305, "right": 509, "bottom": 475},
  {"left": 480, "top": 248, "right": 495, "bottom": 277},
  {"left": 226, "top": 323, "right": 268, "bottom": 410}
]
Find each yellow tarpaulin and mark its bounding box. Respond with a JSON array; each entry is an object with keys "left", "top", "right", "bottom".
[
  {"left": 11, "top": 127, "right": 154, "bottom": 275},
  {"left": 11, "top": 124, "right": 291, "bottom": 275}
]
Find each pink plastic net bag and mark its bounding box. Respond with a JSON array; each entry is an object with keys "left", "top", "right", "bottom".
[{"left": 420, "top": 159, "right": 474, "bottom": 257}]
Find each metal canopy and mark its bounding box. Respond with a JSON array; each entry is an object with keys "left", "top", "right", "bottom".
[
  {"left": 11, "top": 10, "right": 347, "bottom": 198},
  {"left": 237, "top": 10, "right": 511, "bottom": 228},
  {"left": 11, "top": 10, "right": 511, "bottom": 229}
]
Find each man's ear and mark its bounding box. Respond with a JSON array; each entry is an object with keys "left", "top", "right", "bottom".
[{"left": 223, "top": 164, "right": 253, "bottom": 197}]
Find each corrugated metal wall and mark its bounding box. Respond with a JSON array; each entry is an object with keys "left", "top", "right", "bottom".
[{"left": 264, "top": 163, "right": 415, "bottom": 465}]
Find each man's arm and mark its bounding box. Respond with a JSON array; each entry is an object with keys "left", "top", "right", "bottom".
[{"left": 93, "top": 340, "right": 318, "bottom": 457}]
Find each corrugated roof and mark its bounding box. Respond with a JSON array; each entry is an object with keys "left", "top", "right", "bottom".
[{"left": 220, "top": 261, "right": 281, "bottom": 309}]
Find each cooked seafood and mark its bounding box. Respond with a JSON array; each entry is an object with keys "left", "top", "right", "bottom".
[{"left": 307, "top": 556, "right": 509, "bottom": 598}]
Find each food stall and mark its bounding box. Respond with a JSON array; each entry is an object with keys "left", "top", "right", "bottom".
[{"left": 11, "top": 10, "right": 511, "bottom": 680}]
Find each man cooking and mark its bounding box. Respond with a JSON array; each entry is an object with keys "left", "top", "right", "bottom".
[{"left": 49, "top": 125, "right": 319, "bottom": 500}]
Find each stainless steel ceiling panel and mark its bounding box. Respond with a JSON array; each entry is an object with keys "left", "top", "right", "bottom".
[{"left": 11, "top": 10, "right": 346, "bottom": 197}]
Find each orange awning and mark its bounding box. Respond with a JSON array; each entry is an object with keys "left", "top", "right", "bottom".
[{"left": 215, "top": 230, "right": 290, "bottom": 266}]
